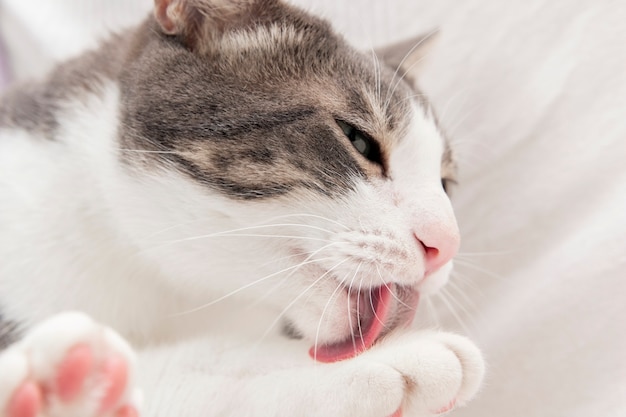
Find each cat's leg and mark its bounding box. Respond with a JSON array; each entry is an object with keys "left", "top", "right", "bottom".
[
  {"left": 237, "top": 331, "right": 482, "bottom": 417},
  {"left": 0, "top": 312, "right": 141, "bottom": 417},
  {"left": 143, "top": 330, "right": 483, "bottom": 417}
]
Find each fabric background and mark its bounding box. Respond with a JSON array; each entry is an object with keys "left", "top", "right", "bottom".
[{"left": 1, "top": 1, "right": 624, "bottom": 416}]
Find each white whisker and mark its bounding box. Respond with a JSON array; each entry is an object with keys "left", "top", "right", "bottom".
[
  {"left": 375, "top": 264, "right": 412, "bottom": 310},
  {"left": 169, "top": 256, "right": 336, "bottom": 317},
  {"left": 246, "top": 242, "right": 342, "bottom": 307},
  {"left": 436, "top": 289, "right": 473, "bottom": 336},
  {"left": 382, "top": 29, "right": 438, "bottom": 114},
  {"left": 254, "top": 258, "right": 350, "bottom": 348},
  {"left": 346, "top": 263, "right": 362, "bottom": 354},
  {"left": 313, "top": 270, "right": 352, "bottom": 362}
]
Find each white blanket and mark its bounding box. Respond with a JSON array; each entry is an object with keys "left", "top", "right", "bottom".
[{"left": 1, "top": 0, "right": 625, "bottom": 415}]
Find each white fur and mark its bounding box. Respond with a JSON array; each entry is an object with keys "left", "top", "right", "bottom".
[{"left": 0, "top": 81, "right": 483, "bottom": 416}]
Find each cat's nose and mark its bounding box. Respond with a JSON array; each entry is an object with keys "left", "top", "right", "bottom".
[{"left": 414, "top": 219, "right": 460, "bottom": 274}]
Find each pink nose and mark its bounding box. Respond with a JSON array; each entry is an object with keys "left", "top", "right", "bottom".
[{"left": 414, "top": 223, "right": 460, "bottom": 274}]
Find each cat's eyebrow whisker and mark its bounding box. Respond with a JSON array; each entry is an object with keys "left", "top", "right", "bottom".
[
  {"left": 117, "top": 148, "right": 181, "bottom": 154},
  {"left": 445, "top": 107, "right": 480, "bottom": 138},
  {"left": 399, "top": 92, "right": 429, "bottom": 104},
  {"left": 382, "top": 28, "right": 438, "bottom": 113},
  {"left": 383, "top": 47, "right": 435, "bottom": 115},
  {"left": 436, "top": 87, "right": 470, "bottom": 127},
  {"left": 369, "top": 47, "right": 383, "bottom": 108},
  {"left": 313, "top": 270, "right": 352, "bottom": 363},
  {"left": 168, "top": 257, "right": 338, "bottom": 317},
  {"left": 254, "top": 258, "right": 350, "bottom": 349}
]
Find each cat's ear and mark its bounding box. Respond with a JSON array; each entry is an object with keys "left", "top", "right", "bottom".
[
  {"left": 153, "top": 0, "right": 270, "bottom": 49},
  {"left": 375, "top": 30, "right": 440, "bottom": 80}
]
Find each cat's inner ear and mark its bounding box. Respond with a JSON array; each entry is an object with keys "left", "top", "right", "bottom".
[
  {"left": 375, "top": 30, "right": 440, "bottom": 80},
  {"left": 153, "top": 0, "right": 271, "bottom": 49},
  {"left": 154, "top": 0, "right": 196, "bottom": 36}
]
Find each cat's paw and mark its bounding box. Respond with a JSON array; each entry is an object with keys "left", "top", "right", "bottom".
[
  {"left": 343, "top": 331, "right": 484, "bottom": 417},
  {"left": 0, "top": 312, "right": 141, "bottom": 417}
]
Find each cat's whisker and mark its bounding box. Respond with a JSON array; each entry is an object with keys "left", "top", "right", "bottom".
[
  {"left": 425, "top": 296, "right": 441, "bottom": 328},
  {"left": 442, "top": 286, "right": 481, "bottom": 335},
  {"left": 446, "top": 280, "right": 480, "bottom": 313},
  {"left": 168, "top": 256, "right": 338, "bottom": 317},
  {"left": 254, "top": 258, "right": 350, "bottom": 348},
  {"left": 453, "top": 258, "right": 509, "bottom": 282},
  {"left": 257, "top": 250, "right": 309, "bottom": 268},
  {"left": 456, "top": 248, "right": 518, "bottom": 257},
  {"left": 346, "top": 263, "right": 363, "bottom": 354},
  {"left": 450, "top": 270, "right": 487, "bottom": 297},
  {"left": 145, "top": 232, "right": 332, "bottom": 252},
  {"left": 313, "top": 270, "right": 352, "bottom": 363},
  {"left": 261, "top": 213, "right": 350, "bottom": 231},
  {"left": 375, "top": 264, "right": 413, "bottom": 310},
  {"left": 144, "top": 213, "right": 346, "bottom": 241},
  {"left": 368, "top": 281, "right": 393, "bottom": 333},
  {"left": 435, "top": 289, "right": 473, "bottom": 336},
  {"left": 245, "top": 242, "right": 342, "bottom": 307},
  {"left": 356, "top": 274, "right": 366, "bottom": 350}
]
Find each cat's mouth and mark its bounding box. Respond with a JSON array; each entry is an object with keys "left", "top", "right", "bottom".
[{"left": 309, "top": 284, "right": 419, "bottom": 363}]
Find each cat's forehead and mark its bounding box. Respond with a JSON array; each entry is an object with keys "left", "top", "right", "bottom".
[
  {"left": 120, "top": 2, "right": 451, "bottom": 199},
  {"left": 206, "top": 15, "right": 426, "bottom": 146}
]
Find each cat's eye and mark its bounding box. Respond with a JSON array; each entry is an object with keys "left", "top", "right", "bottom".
[{"left": 336, "top": 120, "right": 382, "bottom": 165}]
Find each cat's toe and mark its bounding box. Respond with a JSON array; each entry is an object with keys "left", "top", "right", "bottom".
[
  {"left": 363, "top": 331, "right": 485, "bottom": 416},
  {"left": 0, "top": 312, "right": 141, "bottom": 417}
]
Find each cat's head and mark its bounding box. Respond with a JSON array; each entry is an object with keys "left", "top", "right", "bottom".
[{"left": 116, "top": 0, "right": 458, "bottom": 360}]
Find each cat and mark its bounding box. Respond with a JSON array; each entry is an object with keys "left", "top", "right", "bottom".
[{"left": 0, "top": 0, "right": 485, "bottom": 416}]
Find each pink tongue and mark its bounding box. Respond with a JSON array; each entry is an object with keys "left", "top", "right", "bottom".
[{"left": 309, "top": 285, "right": 394, "bottom": 363}]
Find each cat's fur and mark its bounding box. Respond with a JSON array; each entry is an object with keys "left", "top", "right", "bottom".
[{"left": 0, "top": 0, "right": 484, "bottom": 416}]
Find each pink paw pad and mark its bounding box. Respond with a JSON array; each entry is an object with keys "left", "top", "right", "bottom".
[
  {"left": 99, "top": 354, "right": 129, "bottom": 412},
  {"left": 433, "top": 398, "right": 456, "bottom": 414},
  {"left": 6, "top": 343, "right": 133, "bottom": 417},
  {"left": 8, "top": 382, "right": 42, "bottom": 417},
  {"left": 56, "top": 344, "right": 94, "bottom": 402},
  {"left": 389, "top": 408, "right": 403, "bottom": 417}
]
